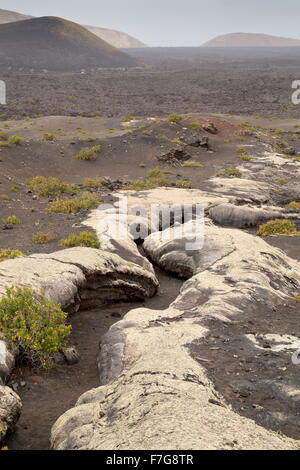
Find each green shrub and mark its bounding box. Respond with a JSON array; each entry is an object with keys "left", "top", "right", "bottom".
[
  {"left": 175, "top": 180, "right": 192, "bottom": 189},
  {"left": 286, "top": 201, "right": 300, "bottom": 212},
  {"left": 47, "top": 192, "right": 99, "bottom": 214},
  {"left": 0, "top": 194, "right": 10, "bottom": 201},
  {"left": 236, "top": 146, "right": 247, "bottom": 154},
  {"left": 0, "top": 141, "right": 10, "bottom": 147},
  {"left": 0, "top": 249, "right": 25, "bottom": 262},
  {"left": 74, "top": 145, "right": 101, "bottom": 161},
  {"left": 10, "top": 185, "right": 21, "bottom": 192},
  {"left": 240, "top": 155, "right": 251, "bottom": 161},
  {"left": 293, "top": 295, "right": 300, "bottom": 303},
  {"left": 183, "top": 162, "right": 203, "bottom": 168},
  {"left": 8, "top": 135, "right": 22, "bottom": 145},
  {"left": 42, "top": 132, "right": 54, "bottom": 141},
  {"left": 0, "top": 286, "right": 71, "bottom": 368},
  {"left": 84, "top": 137, "right": 96, "bottom": 142},
  {"left": 3, "top": 216, "right": 21, "bottom": 225},
  {"left": 26, "top": 176, "right": 77, "bottom": 198},
  {"left": 188, "top": 122, "right": 201, "bottom": 130},
  {"left": 60, "top": 231, "right": 100, "bottom": 248},
  {"left": 275, "top": 178, "right": 288, "bottom": 186},
  {"left": 82, "top": 177, "right": 104, "bottom": 189},
  {"left": 171, "top": 138, "right": 185, "bottom": 145},
  {"left": 258, "top": 219, "right": 298, "bottom": 236},
  {"left": 0, "top": 131, "right": 8, "bottom": 141},
  {"left": 218, "top": 167, "right": 242, "bottom": 178},
  {"left": 166, "top": 114, "right": 182, "bottom": 124},
  {"left": 32, "top": 232, "right": 56, "bottom": 244}
]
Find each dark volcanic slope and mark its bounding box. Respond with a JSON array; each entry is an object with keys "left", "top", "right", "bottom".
[
  {"left": 203, "top": 32, "right": 300, "bottom": 47},
  {"left": 0, "top": 16, "right": 139, "bottom": 71}
]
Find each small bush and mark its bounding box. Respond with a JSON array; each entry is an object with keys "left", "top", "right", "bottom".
[
  {"left": 82, "top": 177, "right": 104, "bottom": 189},
  {"left": 3, "top": 216, "right": 21, "bottom": 225},
  {"left": 236, "top": 146, "right": 246, "bottom": 154},
  {"left": 171, "top": 138, "right": 185, "bottom": 145},
  {"left": 240, "top": 155, "right": 251, "bottom": 161},
  {"left": 0, "top": 286, "right": 71, "bottom": 368},
  {"left": 138, "top": 163, "right": 146, "bottom": 167},
  {"left": 8, "top": 135, "right": 22, "bottom": 145},
  {"left": 188, "top": 122, "right": 201, "bottom": 130},
  {"left": 275, "top": 178, "right": 288, "bottom": 186},
  {"left": 0, "top": 194, "right": 10, "bottom": 201},
  {"left": 42, "top": 132, "right": 54, "bottom": 141},
  {"left": 74, "top": 145, "right": 101, "bottom": 161},
  {"left": 218, "top": 167, "right": 242, "bottom": 178},
  {"left": 47, "top": 192, "right": 99, "bottom": 214},
  {"left": 10, "top": 185, "right": 21, "bottom": 192},
  {"left": 84, "top": 137, "right": 96, "bottom": 142},
  {"left": 175, "top": 180, "right": 192, "bottom": 189},
  {"left": 183, "top": 162, "right": 203, "bottom": 168},
  {"left": 32, "top": 232, "right": 56, "bottom": 244},
  {"left": 0, "top": 141, "right": 10, "bottom": 147},
  {"left": 293, "top": 295, "right": 300, "bottom": 303},
  {"left": 258, "top": 219, "right": 298, "bottom": 237},
  {"left": 27, "top": 176, "right": 77, "bottom": 198},
  {"left": 286, "top": 201, "right": 300, "bottom": 212},
  {"left": 0, "top": 249, "right": 25, "bottom": 262},
  {"left": 60, "top": 231, "right": 100, "bottom": 248},
  {"left": 166, "top": 114, "right": 182, "bottom": 124},
  {"left": 0, "top": 131, "right": 8, "bottom": 141}
]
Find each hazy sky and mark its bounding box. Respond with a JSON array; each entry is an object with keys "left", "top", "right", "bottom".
[{"left": 1, "top": 0, "right": 300, "bottom": 47}]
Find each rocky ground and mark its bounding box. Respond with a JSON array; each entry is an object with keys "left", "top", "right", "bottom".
[
  {"left": 0, "top": 107, "right": 300, "bottom": 449},
  {"left": 2, "top": 46, "right": 300, "bottom": 119}
]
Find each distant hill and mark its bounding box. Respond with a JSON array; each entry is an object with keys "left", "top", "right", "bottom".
[
  {"left": 85, "top": 25, "right": 147, "bottom": 48},
  {"left": 0, "top": 8, "right": 147, "bottom": 48},
  {"left": 0, "top": 16, "right": 140, "bottom": 71},
  {"left": 202, "top": 32, "right": 300, "bottom": 47}
]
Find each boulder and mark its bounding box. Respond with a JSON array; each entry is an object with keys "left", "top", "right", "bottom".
[
  {"left": 0, "top": 248, "right": 159, "bottom": 312},
  {"left": 51, "top": 224, "right": 300, "bottom": 450},
  {"left": 209, "top": 203, "right": 295, "bottom": 228},
  {"left": 0, "top": 386, "right": 22, "bottom": 444}
]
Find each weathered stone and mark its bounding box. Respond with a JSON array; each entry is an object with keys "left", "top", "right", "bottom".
[
  {"left": 0, "top": 247, "right": 159, "bottom": 311},
  {"left": 51, "top": 224, "right": 300, "bottom": 450},
  {"left": 0, "top": 386, "right": 22, "bottom": 444}
]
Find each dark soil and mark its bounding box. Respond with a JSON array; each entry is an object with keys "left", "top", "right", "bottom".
[
  {"left": 189, "top": 299, "right": 300, "bottom": 439},
  {"left": 5, "top": 266, "right": 183, "bottom": 450},
  {"left": 2, "top": 47, "right": 300, "bottom": 119}
]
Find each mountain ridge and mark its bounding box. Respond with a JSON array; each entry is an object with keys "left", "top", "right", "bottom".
[
  {"left": 0, "top": 16, "right": 140, "bottom": 71},
  {"left": 0, "top": 8, "right": 147, "bottom": 48},
  {"left": 202, "top": 32, "right": 300, "bottom": 47}
]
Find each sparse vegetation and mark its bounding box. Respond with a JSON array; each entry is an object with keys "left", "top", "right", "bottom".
[
  {"left": 166, "top": 114, "right": 182, "bottom": 124},
  {"left": 42, "top": 132, "right": 55, "bottom": 141},
  {"left": 32, "top": 232, "right": 57, "bottom": 244},
  {"left": 236, "top": 146, "right": 247, "bottom": 154},
  {"left": 82, "top": 177, "right": 104, "bottom": 189},
  {"left": 0, "top": 286, "right": 71, "bottom": 368},
  {"left": 275, "top": 178, "right": 288, "bottom": 186},
  {"left": 60, "top": 231, "right": 100, "bottom": 248},
  {"left": 183, "top": 162, "right": 203, "bottom": 168},
  {"left": 175, "top": 180, "right": 192, "bottom": 189},
  {"left": 26, "top": 176, "right": 77, "bottom": 198},
  {"left": 171, "top": 138, "right": 185, "bottom": 146},
  {"left": 188, "top": 122, "right": 201, "bottom": 130},
  {"left": 0, "top": 249, "right": 25, "bottom": 262},
  {"left": 123, "top": 168, "right": 171, "bottom": 191},
  {"left": 46, "top": 192, "right": 99, "bottom": 214},
  {"left": 240, "top": 155, "right": 251, "bottom": 161},
  {"left": 258, "top": 219, "right": 298, "bottom": 236},
  {"left": 8, "top": 135, "right": 22, "bottom": 145},
  {"left": 286, "top": 201, "right": 300, "bottom": 212},
  {"left": 218, "top": 167, "right": 242, "bottom": 178},
  {"left": 0, "top": 194, "right": 10, "bottom": 201},
  {"left": 84, "top": 137, "right": 96, "bottom": 142},
  {"left": 3, "top": 216, "right": 21, "bottom": 225},
  {"left": 74, "top": 145, "right": 101, "bottom": 161},
  {"left": 0, "top": 131, "right": 8, "bottom": 140}
]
